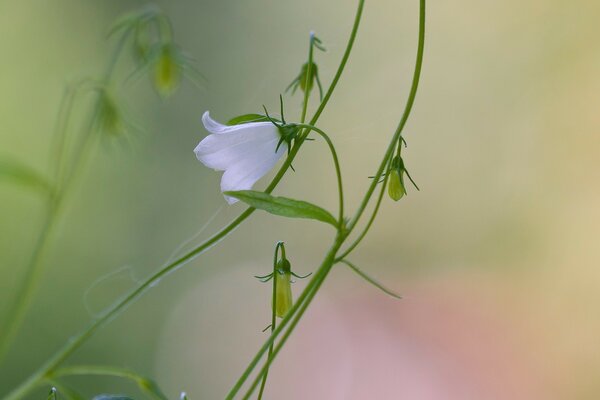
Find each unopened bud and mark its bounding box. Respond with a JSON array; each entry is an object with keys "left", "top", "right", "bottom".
[
  {"left": 154, "top": 44, "right": 180, "bottom": 98},
  {"left": 98, "top": 91, "right": 125, "bottom": 136},
  {"left": 274, "top": 259, "right": 293, "bottom": 318},
  {"left": 388, "top": 155, "right": 407, "bottom": 201}
]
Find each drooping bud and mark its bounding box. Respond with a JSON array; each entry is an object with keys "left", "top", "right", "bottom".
[
  {"left": 274, "top": 258, "right": 293, "bottom": 318},
  {"left": 388, "top": 155, "right": 407, "bottom": 201},
  {"left": 97, "top": 90, "right": 125, "bottom": 136},
  {"left": 153, "top": 44, "right": 180, "bottom": 98}
]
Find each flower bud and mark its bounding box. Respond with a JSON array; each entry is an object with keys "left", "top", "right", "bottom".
[
  {"left": 98, "top": 91, "right": 125, "bottom": 136},
  {"left": 388, "top": 155, "right": 407, "bottom": 201},
  {"left": 388, "top": 169, "right": 405, "bottom": 201},
  {"left": 274, "top": 259, "right": 293, "bottom": 318},
  {"left": 153, "top": 44, "right": 180, "bottom": 98},
  {"left": 299, "top": 62, "right": 318, "bottom": 94}
]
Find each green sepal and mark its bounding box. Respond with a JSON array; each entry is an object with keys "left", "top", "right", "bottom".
[
  {"left": 226, "top": 114, "right": 272, "bottom": 126},
  {"left": 223, "top": 190, "right": 338, "bottom": 227}
]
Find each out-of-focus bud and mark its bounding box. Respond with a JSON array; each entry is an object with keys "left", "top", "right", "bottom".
[
  {"left": 98, "top": 90, "right": 125, "bottom": 136},
  {"left": 153, "top": 44, "right": 180, "bottom": 98},
  {"left": 274, "top": 258, "right": 293, "bottom": 318}
]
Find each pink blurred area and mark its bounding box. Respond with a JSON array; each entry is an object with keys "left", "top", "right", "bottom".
[
  {"left": 265, "top": 278, "right": 548, "bottom": 399},
  {"left": 157, "top": 266, "right": 557, "bottom": 399}
]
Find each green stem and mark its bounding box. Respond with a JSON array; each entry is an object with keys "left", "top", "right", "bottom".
[
  {"left": 256, "top": 242, "right": 282, "bottom": 400},
  {"left": 240, "top": 258, "right": 335, "bottom": 400},
  {"left": 0, "top": 33, "right": 129, "bottom": 364},
  {"left": 2, "top": 0, "right": 365, "bottom": 397},
  {"left": 335, "top": 156, "right": 391, "bottom": 261},
  {"left": 226, "top": 234, "right": 343, "bottom": 400},
  {"left": 347, "top": 0, "right": 425, "bottom": 233},
  {"left": 296, "top": 124, "right": 344, "bottom": 224}
]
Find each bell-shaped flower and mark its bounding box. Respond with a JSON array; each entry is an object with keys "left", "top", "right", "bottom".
[{"left": 194, "top": 111, "right": 287, "bottom": 204}]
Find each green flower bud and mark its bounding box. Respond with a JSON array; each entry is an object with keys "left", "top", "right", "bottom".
[
  {"left": 388, "top": 155, "right": 407, "bottom": 201},
  {"left": 388, "top": 168, "right": 405, "bottom": 201},
  {"left": 274, "top": 259, "right": 293, "bottom": 318},
  {"left": 287, "top": 61, "right": 323, "bottom": 99},
  {"left": 154, "top": 44, "right": 180, "bottom": 98}
]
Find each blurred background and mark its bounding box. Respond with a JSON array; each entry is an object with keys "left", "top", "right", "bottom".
[{"left": 1, "top": 0, "right": 599, "bottom": 398}]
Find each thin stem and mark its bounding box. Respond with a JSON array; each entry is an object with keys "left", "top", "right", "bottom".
[
  {"left": 240, "top": 260, "right": 334, "bottom": 400},
  {"left": 226, "top": 236, "right": 343, "bottom": 400},
  {"left": 2, "top": 0, "right": 365, "bottom": 396},
  {"left": 295, "top": 124, "right": 344, "bottom": 224},
  {"left": 335, "top": 157, "right": 391, "bottom": 261},
  {"left": 300, "top": 32, "right": 315, "bottom": 124},
  {"left": 256, "top": 243, "right": 282, "bottom": 399},
  {"left": 347, "top": 0, "right": 425, "bottom": 233},
  {"left": 0, "top": 32, "right": 129, "bottom": 364}
]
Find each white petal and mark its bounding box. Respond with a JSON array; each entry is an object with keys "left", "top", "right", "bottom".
[
  {"left": 201, "top": 111, "right": 271, "bottom": 135},
  {"left": 194, "top": 119, "right": 280, "bottom": 171},
  {"left": 220, "top": 138, "right": 287, "bottom": 204}
]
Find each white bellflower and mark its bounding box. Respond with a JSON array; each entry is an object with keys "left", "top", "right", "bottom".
[{"left": 194, "top": 111, "right": 287, "bottom": 204}]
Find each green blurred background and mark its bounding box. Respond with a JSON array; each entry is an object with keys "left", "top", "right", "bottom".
[{"left": 1, "top": 0, "right": 600, "bottom": 398}]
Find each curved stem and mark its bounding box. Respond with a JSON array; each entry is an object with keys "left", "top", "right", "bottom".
[
  {"left": 335, "top": 156, "right": 391, "bottom": 261},
  {"left": 347, "top": 0, "right": 425, "bottom": 233},
  {"left": 256, "top": 242, "right": 282, "bottom": 400},
  {"left": 295, "top": 124, "right": 344, "bottom": 224},
  {"left": 2, "top": 0, "right": 365, "bottom": 397}
]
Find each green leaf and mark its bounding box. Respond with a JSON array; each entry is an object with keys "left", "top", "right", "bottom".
[
  {"left": 226, "top": 113, "right": 271, "bottom": 126},
  {"left": 339, "top": 259, "right": 402, "bottom": 299},
  {"left": 0, "top": 156, "right": 52, "bottom": 193},
  {"left": 224, "top": 190, "right": 338, "bottom": 227}
]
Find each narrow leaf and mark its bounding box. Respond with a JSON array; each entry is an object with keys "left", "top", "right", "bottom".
[
  {"left": 226, "top": 114, "right": 271, "bottom": 126},
  {"left": 0, "top": 156, "right": 52, "bottom": 193},
  {"left": 339, "top": 259, "right": 402, "bottom": 299},
  {"left": 224, "top": 190, "right": 338, "bottom": 227}
]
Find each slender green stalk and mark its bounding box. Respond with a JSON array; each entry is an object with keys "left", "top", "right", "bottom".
[
  {"left": 226, "top": 234, "right": 343, "bottom": 400},
  {"left": 335, "top": 156, "right": 391, "bottom": 261},
  {"left": 2, "top": 0, "right": 365, "bottom": 397},
  {"left": 347, "top": 0, "right": 426, "bottom": 232},
  {"left": 256, "top": 243, "right": 282, "bottom": 400},
  {"left": 296, "top": 124, "right": 344, "bottom": 224},
  {"left": 0, "top": 33, "right": 129, "bottom": 363},
  {"left": 240, "top": 255, "right": 337, "bottom": 400}
]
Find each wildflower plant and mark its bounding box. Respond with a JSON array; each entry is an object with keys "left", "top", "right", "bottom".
[{"left": 0, "top": 0, "right": 428, "bottom": 398}]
